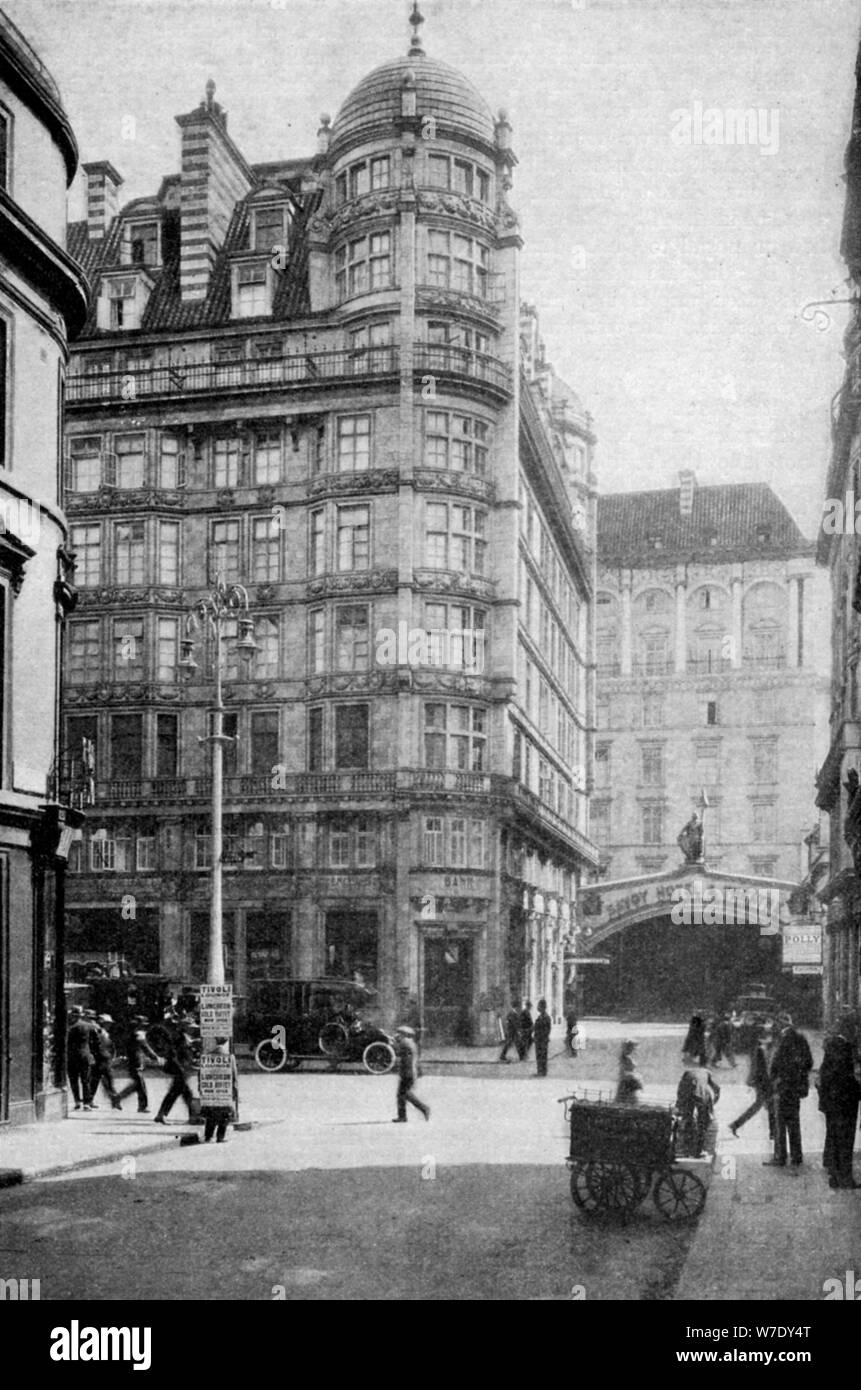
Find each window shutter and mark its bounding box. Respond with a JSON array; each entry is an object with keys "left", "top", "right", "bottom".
[{"left": 102, "top": 450, "right": 116, "bottom": 487}]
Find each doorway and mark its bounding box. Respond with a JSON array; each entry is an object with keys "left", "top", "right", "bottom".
[{"left": 423, "top": 935, "right": 473, "bottom": 1042}]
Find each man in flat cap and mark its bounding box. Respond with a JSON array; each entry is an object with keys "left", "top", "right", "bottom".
[{"left": 392, "top": 1025, "right": 430, "bottom": 1123}]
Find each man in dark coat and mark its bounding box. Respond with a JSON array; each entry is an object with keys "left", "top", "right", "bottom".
[
  {"left": 66, "top": 1008, "right": 96, "bottom": 1110},
  {"left": 154, "top": 1027, "right": 196, "bottom": 1124},
  {"left": 116, "top": 1016, "right": 161, "bottom": 1113},
  {"left": 682, "top": 1013, "right": 708, "bottom": 1066},
  {"left": 89, "top": 1014, "right": 122, "bottom": 1110},
  {"left": 817, "top": 1033, "right": 861, "bottom": 1189},
  {"left": 729, "top": 1026, "right": 774, "bottom": 1138},
  {"left": 533, "top": 998, "right": 552, "bottom": 1076},
  {"left": 764, "top": 1014, "right": 813, "bottom": 1168},
  {"left": 392, "top": 1025, "right": 429, "bottom": 1122},
  {"left": 710, "top": 1013, "right": 737, "bottom": 1068},
  {"left": 519, "top": 1001, "right": 534, "bottom": 1060},
  {"left": 499, "top": 999, "right": 521, "bottom": 1062}
]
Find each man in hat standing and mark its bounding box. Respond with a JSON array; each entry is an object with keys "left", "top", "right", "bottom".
[
  {"left": 533, "top": 998, "right": 552, "bottom": 1076},
  {"left": 66, "top": 1007, "right": 97, "bottom": 1111},
  {"left": 116, "top": 1016, "right": 161, "bottom": 1114},
  {"left": 764, "top": 1013, "right": 813, "bottom": 1168},
  {"left": 392, "top": 1025, "right": 430, "bottom": 1123},
  {"left": 499, "top": 998, "right": 521, "bottom": 1063}
]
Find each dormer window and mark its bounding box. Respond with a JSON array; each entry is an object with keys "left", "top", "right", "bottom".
[
  {"left": 231, "top": 259, "right": 274, "bottom": 319},
  {"left": 125, "top": 220, "right": 160, "bottom": 268},
  {"left": 755, "top": 523, "right": 771, "bottom": 545},
  {"left": 251, "top": 203, "right": 291, "bottom": 254},
  {"left": 97, "top": 271, "right": 152, "bottom": 332}
]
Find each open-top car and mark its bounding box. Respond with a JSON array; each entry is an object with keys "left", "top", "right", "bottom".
[{"left": 246, "top": 977, "right": 396, "bottom": 1074}]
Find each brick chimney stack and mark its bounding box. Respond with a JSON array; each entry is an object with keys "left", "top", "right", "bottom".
[
  {"left": 679, "top": 468, "right": 697, "bottom": 516},
  {"left": 175, "top": 80, "right": 253, "bottom": 302},
  {"left": 82, "top": 161, "right": 123, "bottom": 240}
]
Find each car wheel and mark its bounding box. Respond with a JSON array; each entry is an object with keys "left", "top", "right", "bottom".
[
  {"left": 363, "top": 1041, "right": 396, "bottom": 1074},
  {"left": 254, "top": 1038, "right": 287, "bottom": 1073}
]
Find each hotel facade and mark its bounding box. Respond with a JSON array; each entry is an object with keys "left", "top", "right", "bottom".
[{"left": 61, "top": 23, "right": 598, "bottom": 1040}]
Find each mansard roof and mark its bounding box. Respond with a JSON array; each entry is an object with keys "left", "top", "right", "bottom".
[{"left": 597, "top": 482, "right": 812, "bottom": 568}]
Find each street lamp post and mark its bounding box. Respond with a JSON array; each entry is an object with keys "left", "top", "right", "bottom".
[{"left": 180, "top": 576, "right": 258, "bottom": 986}]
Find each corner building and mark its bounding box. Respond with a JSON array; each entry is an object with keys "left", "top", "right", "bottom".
[
  {"left": 62, "top": 27, "right": 598, "bottom": 1040},
  {"left": 0, "top": 9, "right": 88, "bottom": 1122}
]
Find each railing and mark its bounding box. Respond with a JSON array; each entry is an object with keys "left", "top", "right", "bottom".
[
  {"left": 633, "top": 659, "right": 675, "bottom": 676},
  {"left": 414, "top": 344, "right": 512, "bottom": 394},
  {"left": 686, "top": 656, "right": 732, "bottom": 674},
  {"left": 742, "top": 654, "right": 786, "bottom": 670},
  {"left": 67, "top": 346, "right": 401, "bottom": 405},
  {"left": 83, "top": 767, "right": 496, "bottom": 806}
]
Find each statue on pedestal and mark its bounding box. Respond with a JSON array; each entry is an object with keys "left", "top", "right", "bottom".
[{"left": 677, "top": 812, "right": 704, "bottom": 865}]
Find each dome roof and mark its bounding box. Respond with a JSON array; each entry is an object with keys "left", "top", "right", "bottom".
[{"left": 332, "top": 52, "right": 496, "bottom": 152}]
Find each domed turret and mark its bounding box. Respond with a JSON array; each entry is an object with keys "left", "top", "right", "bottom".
[{"left": 330, "top": 2, "right": 496, "bottom": 159}]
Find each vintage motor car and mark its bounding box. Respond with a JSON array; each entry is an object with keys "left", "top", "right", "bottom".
[
  {"left": 246, "top": 977, "right": 396, "bottom": 1074},
  {"left": 728, "top": 989, "right": 779, "bottom": 1051}
]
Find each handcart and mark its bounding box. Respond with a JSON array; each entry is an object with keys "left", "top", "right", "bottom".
[{"left": 559, "top": 1094, "right": 707, "bottom": 1221}]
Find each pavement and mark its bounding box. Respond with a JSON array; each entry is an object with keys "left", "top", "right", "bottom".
[{"left": 1, "top": 1018, "right": 858, "bottom": 1300}]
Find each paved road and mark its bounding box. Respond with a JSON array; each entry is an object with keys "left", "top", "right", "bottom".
[{"left": 1, "top": 1074, "right": 700, "bottom": 1301}]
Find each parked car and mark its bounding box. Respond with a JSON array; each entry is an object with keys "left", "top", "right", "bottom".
[
  {"left": 728, "top": 992, "right": 779, "bottom": 1051},
  {"left": 246, "top": 977, "right": 396, "bottom": 1074}
]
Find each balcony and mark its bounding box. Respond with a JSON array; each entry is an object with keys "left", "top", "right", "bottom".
[
  {"left": 686, "top": 656, "right": 732, "bottom": 675},
  {"left": 413, "top": 344, "right": 513, "bottom": 399},
  {"left": 67, "top": 346, "right": 401, "bottom": 407},
  {"left": 633, "top": 659, "right": 675, "bottom": 677},
  {"left": 510, "top": 779, "right": 600, "bottom": 866},
  {"left": 743, "top": 653, "right": 786, "bottom": 670},
  {"left": 81, "top": 767, "right": 494, "bottom": 807}
]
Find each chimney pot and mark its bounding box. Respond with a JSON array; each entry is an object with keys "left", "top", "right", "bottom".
[
  {"left": 82, "top": 161, "right": 123, "bottom": 241},
  {"left": 679, "top": 469, "right": 697, "bottom": 516}
]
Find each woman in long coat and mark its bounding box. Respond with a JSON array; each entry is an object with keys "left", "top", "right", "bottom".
[
  {"left": 615, "top": 1039, "right": 643, "bottom": 1105},
  {"left": 817, "top": 1034, "right": 860, "bottom": 1189},
  {"left": 682, "top": 1013, "right": 708, "bottom": 1066}
]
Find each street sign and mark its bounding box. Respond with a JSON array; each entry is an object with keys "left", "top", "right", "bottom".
[
  {"left": 566, "top": 957, "right": 612, "bottom": 965},
  {"left": 781, "top": 922, "right": 822, "bottom": 967},
  {"left": 200, "top": 983, "right": 233, "bottom": 1041},
  {"left": 199, "top": 1051, "right": 234, "bottom": 1106},
  {"left": 791, "top": 964, "right": 822, "bottom": 976}
]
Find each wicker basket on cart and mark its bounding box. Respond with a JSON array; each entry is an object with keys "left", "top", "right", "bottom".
[{"left": 561, "top": 1095, "right": 705, "bottom": 1220}]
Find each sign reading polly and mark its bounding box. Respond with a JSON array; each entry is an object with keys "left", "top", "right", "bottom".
[{"left": 781, "top": 921, "right": 822, "bottom": 967}]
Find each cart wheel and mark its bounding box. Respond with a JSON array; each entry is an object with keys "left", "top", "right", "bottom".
[
  {"left": 569, "top": 1161, "right": 601, "bottom": 1209},
  {"left": 587, "top": 1161, "right": 642, "bottom": 1211},
  {"left": 254, "top": 1038, "right": 287, "bottom": 1073},
  {"left": 653, "top": 1167, "right": 706, "bottom": 1221},
  {"left": 363, "top": 1041, "right": 396, "bottom": 1074},
  {"left": 319, "top": 1022, "right": 349, "bottom": 1057}
]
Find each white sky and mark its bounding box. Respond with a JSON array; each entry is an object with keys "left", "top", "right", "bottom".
[{"left": 8, "top": 0, "right": 859, "bottom": 534}]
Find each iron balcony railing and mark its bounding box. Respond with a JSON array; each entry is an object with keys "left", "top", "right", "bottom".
[
  {"left": 67, "top": 346, "right": 401, "bottom": 405},
  {"left": 82, "top": 768, "right": 496, "bottom": 805},
  {"left": 414, "top": 343, "right": 513, "bottom": 394}
]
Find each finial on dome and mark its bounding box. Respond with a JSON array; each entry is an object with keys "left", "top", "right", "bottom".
[
  {"left": 408, "top": 1, "right": 425, "bottom": 57},
  {"left": 205, "top": 78, "right": 216, "bottom": 109}
]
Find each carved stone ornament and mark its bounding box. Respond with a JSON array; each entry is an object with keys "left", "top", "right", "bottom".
[
  {"left": 411, "top": 670, "right": 491, "bottom": 699},
  {"left": 414, "top": 469, "right": 495, "bottom": 503},
  {"left": 413, "top": 568, "right": 496, "bottom": 600},
  {"left": 216, "top": 488, "right": 236, "bottom": 508},
  {"left": 416, "top": 287, "right": 499, "bottom": 321},
  {"left": 309, "top": 469, "right": 399, "bottom": 498},
  {"left": 306, "top": 670, "right": 399, "bottom": 698},
  {"left": 257, "top": 485, "right": 276, "bottom": 506},
  {"left": 256, "top": 584, "right": 276, "bottom": 605},
  {"left": 307, "top": 568, "right": 399, "bottom": 598},
  {"left": 417, "top": 189, "right": 497, "bottom": 234},
  {"left": 328, "top": 190, "right": 400, "bottom": 237}
]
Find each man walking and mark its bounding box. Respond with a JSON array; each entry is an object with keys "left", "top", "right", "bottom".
[
  {"left": 533, "top": 998, "right": 552, "bottom": 1076},
  {"left": 154, "top": 1026, "right": 196, "bottom": 1125},
  {"left": 728, "top": 1026, "right": 774, "bottom": 1139},
  {"left": 116, "top": 1016, "right": 160, "bottom": 1114},
  {"left": 710, "top": 1012, "right": 737, "bottom": 1068},
  {"left": 499, "top": 999, "right": 521, "bottom": 1062},
  {"left": 90, "top": 1014, "right": 122, "bottom": 1110},
  {"left": 392, "top": 1025, "right": 429, "bottom": 1123},
  {"left": 764, "top": 1014, "right": 813, "bottom": 1169},
  {"left": 66, "top": 1007, "right": 96, "bottom": 1111},
  {"left": 519, "top": 1000, "right": 534, "bottom": 1061}
]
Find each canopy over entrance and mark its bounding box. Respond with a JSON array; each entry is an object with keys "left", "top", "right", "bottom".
[{"left": 570, "top": 866, "right": 818, "bottom": 1021}]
